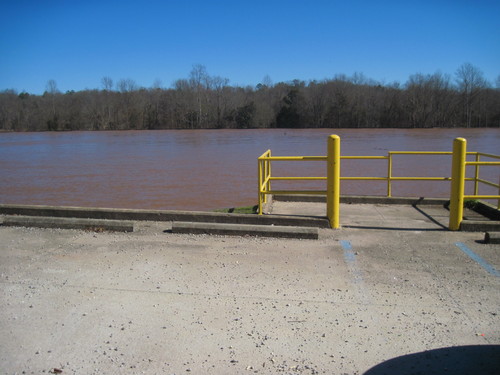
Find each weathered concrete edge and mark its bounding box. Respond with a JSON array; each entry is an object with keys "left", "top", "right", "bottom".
[
  {"left": 0, "top": 204, "right": 330, "bottom": 228},
  {"left": 460, "top": 220, "right": 500, "bottom": 232},
  {"left": 273, "top": 194, "right": 450, "bottom": 205},
  {"left": 172, "top": 221, "right": 318, "bottom": 240},
  {"left": 484, "top": 232, "right": 500, "bottom": 244},
  {"left": 1, "top": 215, "right": 134, "bottom": 232}
]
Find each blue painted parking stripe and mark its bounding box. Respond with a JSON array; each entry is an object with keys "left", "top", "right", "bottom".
[
  {"left": 340, "top": 240, "right": 354, "bottom": 262},
  {"left": 341, "top": 240, "right": 364, "bottom": 285},
  {"left": 340, "top": 239, "right": 372, "bottom": 305},
  {"left": 455, "top": 242, "right": 500, "bottom": 277}
]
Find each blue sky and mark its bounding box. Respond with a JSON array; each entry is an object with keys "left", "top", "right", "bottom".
[{"left": 1, "top": 0, "right": 499, "bottom": 94}]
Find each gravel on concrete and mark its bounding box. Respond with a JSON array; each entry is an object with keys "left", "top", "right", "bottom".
[{"left": 1, "top": 206, "right": 499, "bottom": 374}]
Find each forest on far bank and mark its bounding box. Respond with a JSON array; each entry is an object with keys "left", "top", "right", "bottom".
[{"left": 1, "top": 63, "right": 499, "bottom": 132}]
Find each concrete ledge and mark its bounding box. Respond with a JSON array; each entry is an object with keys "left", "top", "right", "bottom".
[
  {"left": 484, "top": 232, "right": 500, "bottom": 244},
  {"left": 273, "top": 195, "right": 449, "bottom": 206},
  {"left": 272, "top": 195, "right": 326, "bottom": 203},
  {"left": 1, "top": 215, "right": 134, "bottom": 232},
  {"left": 460, "top": 220, "right": 500, "bottom": 232},
  {"left": 0, "top": 204, "right": 330, "bottom": 228},
  {"left": 172, "top": 221, "right": 319, "bottom": 240}
]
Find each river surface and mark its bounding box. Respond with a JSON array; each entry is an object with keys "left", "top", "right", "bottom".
[{"left": 1, "top": 128, "right": 499, "bottom": 211}]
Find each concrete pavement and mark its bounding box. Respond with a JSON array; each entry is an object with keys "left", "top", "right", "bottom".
[{"left": 1, "top": 203, "right": 499, "bottom": 374}]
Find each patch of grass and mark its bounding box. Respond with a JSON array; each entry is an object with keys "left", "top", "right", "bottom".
[
  {"left": 464, "top": 199, "right": 481, "bottom": 210},
  {"left": 214, "top": 205, "right": 258, "bottom": 214}
]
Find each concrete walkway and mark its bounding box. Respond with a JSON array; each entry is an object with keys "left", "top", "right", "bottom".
[
  {"left": 269, "top": 201, "right": 451, "bottom": 230},
  {"left": 1, "top": 202, "right": 499, "bottom": 374}
]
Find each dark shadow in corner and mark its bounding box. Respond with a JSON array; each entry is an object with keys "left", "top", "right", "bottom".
[
  {"left": 364, "top": 345, "right": 500, "bottom": 375},
  {"left": 411, "top": 204, "right": 449, "bottom": 230}
]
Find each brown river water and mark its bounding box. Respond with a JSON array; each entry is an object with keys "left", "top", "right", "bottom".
[{"left": 1, "top": 128, "right": 499, "bottom": 211}]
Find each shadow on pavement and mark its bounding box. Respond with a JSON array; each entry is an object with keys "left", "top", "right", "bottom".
[
  {"left": 364, "top": 345, "right": 500, "bottom": 375},
  {"left": 412, "top": 204, "right": 449, "bottom": 230}
]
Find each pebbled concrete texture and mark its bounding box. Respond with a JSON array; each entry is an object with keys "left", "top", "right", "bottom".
[
  {"left": 1, "top": 215, "right": 499, "bottom": 375},
  {"left": 172, "top": 222, "right": 319, "bottom": 240},
  {"left": 2, "top": 215, "right": 134, "bottom": 232}
]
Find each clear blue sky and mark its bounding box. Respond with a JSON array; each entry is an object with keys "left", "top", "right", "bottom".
[{"left": 1, "top": 0, "right": 499, "bottom": 94}]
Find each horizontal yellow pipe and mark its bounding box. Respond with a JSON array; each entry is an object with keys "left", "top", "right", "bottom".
[
  {"left": 341, "top": 156, "right": 388, "bottom": 160},
  {"left": 258, "top": 156, "right": 326, "bottom": 161},
  {"left": 340, "top": 177, "right": 388, "bottom": 180},
  {"left": 270, "top": 176, "right": 326, "bottom": 181},
  {"left": 341, "top": 177, "right": 479, "bottom": 181},
  {"left": 464, "top": 195, "right": 500, "bottom": 199},
  {"left": 389, "top": 177, "right": 452, "bottom": 181},
  {"left": 476, "top": 152, "right": 500, "bottom": 159},
  {"left": 466, "top": 161, "right": 500, "bottom": 166},
  {"left": 389, "top": 151, "right": 453, "bottom": 155},
  {"left": 262, "top": 190, "right": 327, "bottom": 195},
  {"left": 476, "top": 178, "right": 500, "bottom": 188}
]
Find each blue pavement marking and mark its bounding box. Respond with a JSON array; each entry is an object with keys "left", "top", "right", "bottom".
[
  {"left": 455, "top": 242, "right": 500, "bottom": 277},
  {"left": 341, "top": 240, "right": 364, "bottom": 284},
  {"left": 340, "top": 240, "right": 355, "bottom": 261}
]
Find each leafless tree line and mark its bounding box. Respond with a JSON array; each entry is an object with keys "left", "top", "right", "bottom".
[{"left": 1, "top": 63, "right": 499, "bottom": 131}]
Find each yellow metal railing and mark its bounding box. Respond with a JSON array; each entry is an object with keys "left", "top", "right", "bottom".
[
  {"left": 470, "top": 152, "right": 500, "bottom": 205},
  {"left": 258, "top": 152, "right": 327, "bottom": 210},
  {"left": 449, "top": 139, "right": 500, "bottom": 230},
  {"left": 258, "top": 135, "right": 500, "bottom": 230},
  {"left": 258, "top": 135, "right": 340, "bottom": 227},
  {"left": 341, "top": 152, "right": 480, "bottom": 197}
]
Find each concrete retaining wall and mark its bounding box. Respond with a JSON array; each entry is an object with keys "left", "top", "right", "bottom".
[{"left": 0, "top": 204, "right": 330, "bottom": 228}]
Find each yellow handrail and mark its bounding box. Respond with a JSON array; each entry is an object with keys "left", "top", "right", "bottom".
[
  {"left": 257, "top": 149, "right": 328, "bottom": 214},
  {"left": 258, "top": 136, "right": 500, "bottom": 229},
  {"left": 449, "top": 140, "right": 500, "bottom": 229},
  {"left": 467, "top": 151, "right": 500, "bottom": 210}
]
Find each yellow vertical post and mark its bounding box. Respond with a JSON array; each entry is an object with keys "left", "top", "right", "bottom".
[
  {"left": 387, "top": 152, "right": 393, "bottom": 197},
  {"left": 449, "top": 137, "right": 467, "bottom": 231},
  {"left": 258, "top": 157, "right": 264, "bottom": 215},
  {"left": 473, "top": 153, "right": 480, "bottom": 196},
  {"left": 266, "top": 151, "right": 271, "bottom": 199},
  {"left": 327, "top": 135, "right": 340, "bottom": 228},
  {"left": 498, "top": 176, "right": 500, "bottom": 209}
]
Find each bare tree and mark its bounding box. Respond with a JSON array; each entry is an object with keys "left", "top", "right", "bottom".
[
  {"left": 46, "top": 79, "right": 59, "bottom": 94},
  {"left": 152, "top": 78, "right": 162, "bottom": 90},
  {"left": 455, "top": 63, "right": 487, "bottom": 127},
  {"left": 101, "top": 76, "right": 113, "bottom": 91},
  {"left": 209, "top": 75, "right": 230, "bottom": 127},
  {"left": 44, "top": 79, "right": 60, "bottom": 130},
  {"left": 189, "top": 64, "right": 210, "bottom": 127},
  {"left": 117, "top": 78, "right": 138, "bottom": 93}
]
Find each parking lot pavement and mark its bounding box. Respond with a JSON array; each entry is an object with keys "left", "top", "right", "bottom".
[{"left": 1, "top": 212, "right": 499, "bottom": 374}]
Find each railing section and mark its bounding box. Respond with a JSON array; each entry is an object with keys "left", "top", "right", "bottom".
[
  {"left": 258, "top": 135, "right": 500, "bottom": 230},
  {"left": 449, "top": 138, "right": 500, "bottom": 230},
  {"left": 258, "top": 152, "right": 327, "bottom": 212},
  {"left": 258, "top": 135, "right": 340, "bottom": 227}
]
